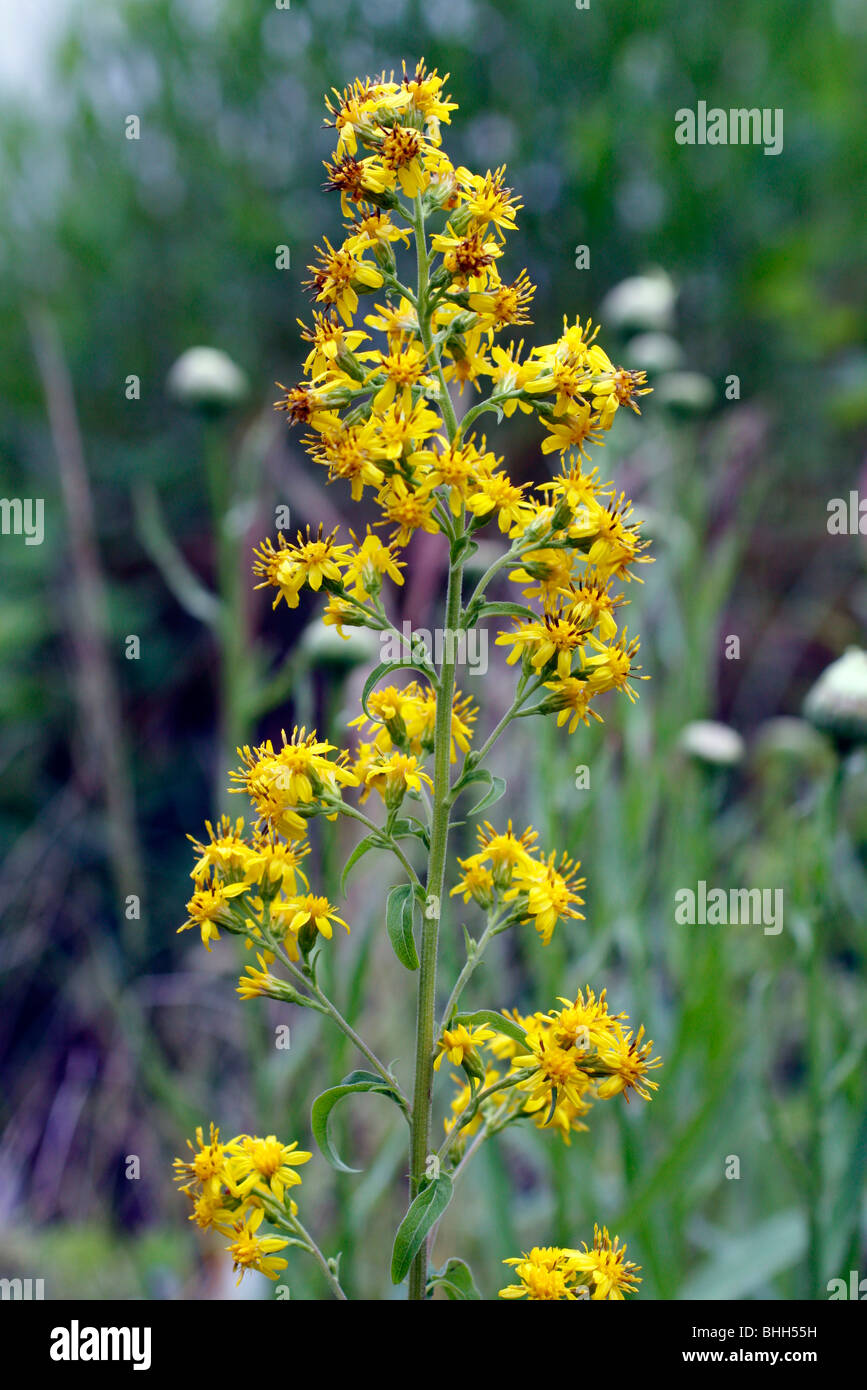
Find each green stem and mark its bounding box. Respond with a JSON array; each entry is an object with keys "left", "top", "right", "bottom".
[
  {"left": 806, "top": 756, "right": 844, "bottom": 1297},
  {"left": 456, "top": 391, "right": 517, "bottom": 438},
  {"left": 266, "top": 1196, "right": 348, "bottom": 1300},
  {"left": 438, "top": 911, "right": 511, "bottom": 1032},
  {"left": 436, "top": 1069, "right": 535, "bottom": 1167},
  {"left": 334, "top": 800, "right": 423, "bottom": 890},
  {"left": 408, "top": 554, "right": 462, "bottom": 1299},
  {"left": 289, "top": 1212, "right": 349, "bottom": 1301},
  {"left": 406, "top": 193, "right": 467, "bottom": 1300},
  {"left": 455, "top": 675, "right": 544, "bottom": 780}
]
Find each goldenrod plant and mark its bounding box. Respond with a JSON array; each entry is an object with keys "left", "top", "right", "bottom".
[{"left": 174, "top": 61, "right": 660, "bottom": 1302}]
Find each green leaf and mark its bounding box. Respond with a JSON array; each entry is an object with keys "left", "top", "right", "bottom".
[
  {"left": 340, "top": 833, "right": 380, "bottom": 896},
  {"left": 386, "top": 883, "right": 419, "bottom": 970},
  {"left": 477, "top": 601, "right": 538, "bottom": 623},
  {"left": 389, "top": 816, "right": 430, "bottom": 848},
  {"left": 449, "top": 767, "right": 506, "bottom": 816},
  {"left": 454, "top": 1009, "right": 528, "bottom": 1046},
  {"left": 427, "top": 1257, "right": 481, "bottom": 1300},
  {"left": 469, "top": 774, "right": 506, "bottom": 815},
  {"left": 361, "top": 658, "right": 437, "bottom": 720},
  {"left": 311, "top": 1071, "right": 404, "bottom": 1174},
  {"left": 391, "top": 1174, "right": 454, "bottom": 1284}
]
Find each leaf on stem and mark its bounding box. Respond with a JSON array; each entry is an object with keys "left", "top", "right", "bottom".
[
  {"left": 426, "top": 1257, "right": 481, "bottom": 1300},
  {"left": 391, "top": 1173, "right": 454, "bottom": 1285},
  {"left": 340, "top": 834, "right": 381, "bottom": 896},
  {"left": 311, "top": 1071, "right": 405, "bottom": 1174},
  {"left": 454, "top": 1009, "right": 528, "bottom": 1047},
  {"left": 450, "top": 766, "right": 506, "bottom": 816},
  {"left": 386, "top": 883, "right": 419, "bottom": 971},
  {"left": 361, "top": 658, "right": 438, "bottom": 719}
]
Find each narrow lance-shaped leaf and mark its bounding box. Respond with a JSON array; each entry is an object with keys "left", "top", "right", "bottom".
[
  {"left": 454, "top": 1008, "right": 528, "bottom": 1047},
  {"left": 386, "top": 882, "right": 419, "bottom": 970},
  {"left": 391, "top": 1173, "right": 454, "bottom": 1285}
]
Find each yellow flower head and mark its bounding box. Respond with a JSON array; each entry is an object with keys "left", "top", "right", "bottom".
[
  {"left": 343, "top": 527, "right": 405, "bottom": 600},
  {"left": 226, "top": 1134, "right": 312, "bottom": 1202},
  {"left": 364, "top": 752, "right": 433, "bottom": 809},
  {"left": 581, "top": 629, "right": 645, "bottom": 703},
  {"left": 173, "top": 1123, "right": 228, "bottom": 1189},
  {"left": 252, "top": 526, "right": 351, "bottom": 610},
  {"left": 475, "top": 819, "right": 538, "bottom": 889},
  {"left": 595, "top": 1024, "right": 662, "bottom": 1102},
  {"left": 450, "top": 854, "right": 496, "bottom": 909},
  {"left": 511, "top": 850, "right": 586, "bottom": 944},
  {"left": 243, "top": 834, "right": 310, "bottom": 895},
  {"left": 499, "top": 1247, "right": 583, "bottom": 1301},
  {"left": 226, "top": 1206, "right": 290, "bottom": 1285},
  {"left": 455, "top": 165, "right": 521, "bottom": 240},
  {"left": 230, "top": 727, "right": 358, "bottom": 830},
  {"left": 496, "top": 610, "right": 585, "bottom": 680},
  {"left": 304, "top": 236, "right": 384, "bottom": 325},
  {"left": 433, "top": 1023, "right": 496, "bottom": 1072},
  {"left": 179, "top": 880, "right": 248, "bottom": 951},
  {"left": 187, "top": 815, "right": 251, "bottom": 883},
  {"left": 275, "top": 892, "right": 350, "bottom": 944},
  {"left": 565, "top": 1225, "right": 642, "bottom": 1300}
]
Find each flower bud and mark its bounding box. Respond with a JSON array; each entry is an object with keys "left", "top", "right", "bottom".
[{"left": 461, "top": 1048, "right": 487, "bottom": 1083}]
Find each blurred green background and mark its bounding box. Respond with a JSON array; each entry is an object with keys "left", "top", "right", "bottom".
[{"left": 1, "top": 0, "right": 866, "bottom": 1300}]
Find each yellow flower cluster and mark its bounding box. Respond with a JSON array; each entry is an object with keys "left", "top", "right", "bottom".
[
  {"left": 179, "top": 808, "right": 347, "bottom": 969},
  {"left": 450, "top": 819, "right": 584, "bottom": 944},
  {"left": 350, "top": 680, "right": 477, "bottom": 769},
  {"left": 173, "top": 1124, "right": 311, "bottom": 1284},
  {"left": 442, "top": 987, "right": 660, "bottom": 1145},
  {"left": 499, "top": 1228, "right": 641, "bottom": 1301},
  {"left": 253, "top": 61, "right": 650, "bottom": 735}
]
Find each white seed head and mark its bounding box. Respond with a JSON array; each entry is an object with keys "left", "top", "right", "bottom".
[
  {"left": 678, "top": 719, "right": 745, "bottom": 767},
  {"left": 167, "top": 347, "right": 249, "bottom": 410},
  {"left": 654, "top": 371, "right": 715, "bottom": 415},
  {"left": 600, "top": 270, "right": 676, "bottom": 334},
  {"left": 624, "top": 332, "right": 684, "bottom": 376},
  {"left": 804, "top": 647, "right": 867, "bottom": 744}
]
